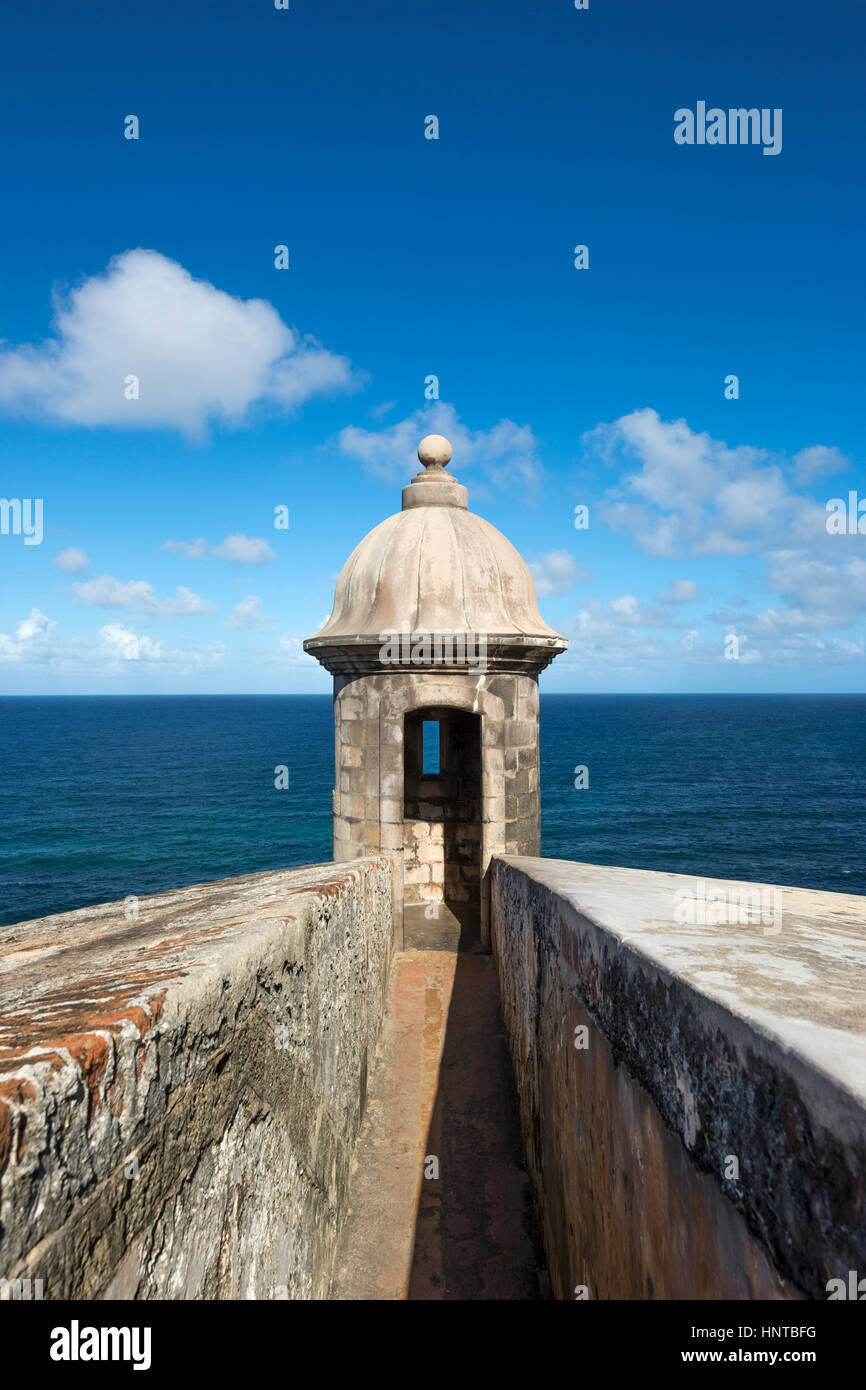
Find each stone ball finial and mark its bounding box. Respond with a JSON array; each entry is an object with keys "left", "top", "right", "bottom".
[{"left": 418, "top": 434, "right": 452, "bottom": 470}]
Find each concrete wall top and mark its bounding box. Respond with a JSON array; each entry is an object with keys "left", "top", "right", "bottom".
[
  {"left": 0, "top": 858, "right": 389, "bottom": 1076},
  {"left": 499, "top": 856, "right": 866, "bottom": 1115}
]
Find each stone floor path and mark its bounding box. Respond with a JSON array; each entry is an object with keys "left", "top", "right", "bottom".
[{"left": 330, "top": 943, "right": 548, "bottom": 1300}]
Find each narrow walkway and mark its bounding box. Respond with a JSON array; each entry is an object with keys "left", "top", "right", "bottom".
[{"left": 331, "top": 926, "right": 548, "bottom": 1300}]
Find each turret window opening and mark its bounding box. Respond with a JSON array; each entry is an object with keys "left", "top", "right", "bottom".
[{"left": 422, "top": 720, "right": 440, "bottom": 775}]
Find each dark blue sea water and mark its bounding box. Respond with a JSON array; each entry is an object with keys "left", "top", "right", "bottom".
[{"left": 1, "top": 695, "right": 863, "bottom": 928}]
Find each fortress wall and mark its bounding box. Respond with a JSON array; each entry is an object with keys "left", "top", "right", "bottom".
[
  {"left": 0, "top": 857, "right": 393, "bottom": 1300},
  {"left": 491, "top": 856, "right": 866, "bottom": 1301}
]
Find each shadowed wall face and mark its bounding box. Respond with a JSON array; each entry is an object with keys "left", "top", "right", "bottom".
[{"left": 402, "top": 707, "right": 481, "bottom": 913}]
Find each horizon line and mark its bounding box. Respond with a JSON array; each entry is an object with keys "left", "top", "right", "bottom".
[{"left": 1, "top": 691, "right": 864, "bottom": 700}]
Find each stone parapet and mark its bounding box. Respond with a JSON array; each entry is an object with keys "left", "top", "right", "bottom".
[
  {"left": 0, "top": 858, "right": 393, "bottom": 1300},
  {"left": 491, "top": 855, "right": 866, "bottom": 1300}
]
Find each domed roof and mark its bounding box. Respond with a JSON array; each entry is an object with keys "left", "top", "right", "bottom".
[{"left": 304, "top": 435, "right": 568, "bottom": 675}]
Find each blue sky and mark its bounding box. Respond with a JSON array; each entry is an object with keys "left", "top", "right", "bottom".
[{"left": 1, "top": 0, "right": 864, "bottom": 693}]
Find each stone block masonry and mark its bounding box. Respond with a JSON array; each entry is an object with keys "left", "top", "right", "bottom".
[
  {"left": 0, "top": 858, "right": 393, "bottom": 1300},
  {"left": 331, "top": 670, "right": 542, "bottom": 945},
  {"left": 491, "top": 856, "right": 866, "bottom": 1301}
]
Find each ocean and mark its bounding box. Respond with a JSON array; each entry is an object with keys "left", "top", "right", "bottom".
[{"left": 1, "top": 694, "right": 863, "bottom": 929}]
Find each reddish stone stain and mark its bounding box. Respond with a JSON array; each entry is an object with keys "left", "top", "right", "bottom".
[
  {"left": 0, "top": 867, "right": 366, "bottom": 1135},
  {"left": 147, "top": 991, "right": 166, "bottom": 1030},
  {"left": 0, "top": 1079, "right": 36, "bottom": 1161},
  {"left": 0, "top": 1077, "right": 37, "bottom": 1105},
  {"left": 0, "top": 1049, "right": 68, "bottom": 1081},
  {"left": 64, "top": 1034, "right": 110, "bottom": 1124},
  {"left": 0, "top": 983, "right": 168, "bottom": 1133},
  {"left": 0, "top": 954, "right": 176, "bottom": 1049}
]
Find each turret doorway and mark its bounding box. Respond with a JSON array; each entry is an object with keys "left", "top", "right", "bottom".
[{"left": 402, "top": 706, "right": 482, "bottom": 951}]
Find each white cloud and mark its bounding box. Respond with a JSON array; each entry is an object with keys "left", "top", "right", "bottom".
[
  {"left": 834, "top": 638, "right": 866, "bottom": 658},
  {"left": 162, "top": 538, "right": 209, "bottom": 559},
  {"left": 72, "top": 574, "right": 216, "bottom": 617},
  {"left": 95, "top": 623, "right": 224, "bottom": 669},
  {"left": 278, "top": 633, "right": 318, "bottom": 665},
  {"left": 98, "top": 623, "right": 166, "bottom": 662},
  {"left": 0, "top": 608, "right": 225, "bottom": 674},
  {"left": 583, "top": 409, "right": 866, "bottom": 661},
  {"left": 532, "top": 593, "right": 866, "bottom": 678},
  {"left": 585, "top": 408, "right": 830, "bottom": 558},
  {"left": 0, "top": 249, "right": 361, "bottom": 438},
  {"left": 54, "top": 547, "right": 90, "bottom": 574},
  {"left": 765, "top": 552, "right": 866, "bottom": 620},
  {"left": 608, "top": 594, "right": 678, "bottom": 627},
  {"left": 528, "top": 550, "right": 591, "bottom": 597},
  {"left": 337, "top": 401, "right": 543, "bottom": 495},
  {"left": 213, "top": 534, "right": 275, "bottom": 564},
  {"left": 791, "top": 445, "right": 848, "bottom": 486},
  {"left": 656, "top": 578, "right": 699, "bottom": 604},
  {"left": 0, "top": 609, "right": 57, "bottom": 663},
  {"left": 558, "top": 603, "right": 669, "bottom": 675},
  {"left": 719, "top": 613, "right": 866, "bottom": 666},
  {"left": 224, "top": 595, "right": 263, "bottom": 630},
  {"left": 724, "top": 632, "right": 763, "bottom": 664},
  {"left": 162, "top": 533, "right": 276, "bottom": 564},
  {"left": 749, "top": 607, "right": 830, "bottom": 635},
  {"left": 556, "top": 597, "right": 679, "bottom": 672}
]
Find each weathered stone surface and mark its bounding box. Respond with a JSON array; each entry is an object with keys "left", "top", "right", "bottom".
[
  {"left": 331, "top": 949, "right": 547, "bottom": 1300},
  {"left": 0, "top": 858, "right": 393, "bottom": 1300},
  {"left": 305, "top": 441, "right": 567, "bottom": 952},
  {"left": 326, "top": 672, "right": 544, "bottom": 948},
  {"left": 491, "top": 856, "right": 866, "bottom": 1300},
  {"left": 304, "top": 444, "right": 566, "bottom": 678}
]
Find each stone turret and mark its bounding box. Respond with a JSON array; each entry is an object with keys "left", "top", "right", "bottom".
[{"left": 304, "top": 434, "right": 567, "bottom": 947}]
